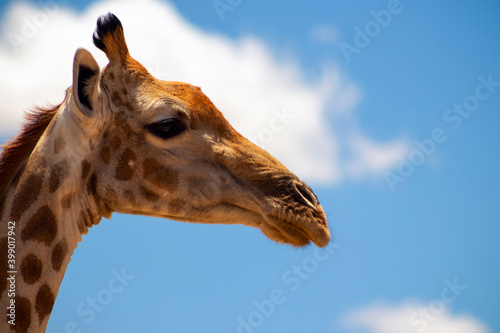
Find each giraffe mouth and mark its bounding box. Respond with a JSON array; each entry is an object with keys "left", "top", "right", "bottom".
[
  {"left": 208, "top": 202, "right": 329, "bottom": 247},
  {"left": 261, "top": 211, "right": 330, "bottom": 248},
  {"left": 146, "top": 201, "right": 329, "bottom": 248},
  {"left": 260, "top": 219, "right": 312, "bottom": 247}
]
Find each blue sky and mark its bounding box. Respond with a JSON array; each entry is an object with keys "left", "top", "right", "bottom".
[{"left": 1, "top": 0, "right": 499, "bottom": 332}]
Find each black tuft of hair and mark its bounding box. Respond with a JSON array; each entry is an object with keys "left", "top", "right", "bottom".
[{"left": 92, "top": 12, "right": 122, "bottom": 52}]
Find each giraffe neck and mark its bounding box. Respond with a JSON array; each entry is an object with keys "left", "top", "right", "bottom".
[{"left": 0, "top": 102, "right": 103, "bottom": 332}]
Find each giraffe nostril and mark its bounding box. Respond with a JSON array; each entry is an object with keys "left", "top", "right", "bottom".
[{"left": 292, "top": 181, "right": 319, "bottom": 209}]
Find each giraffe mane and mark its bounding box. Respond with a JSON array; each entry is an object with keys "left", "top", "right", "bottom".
[{"left": 0, "top": 104, "right": 60, "bottom": 197}]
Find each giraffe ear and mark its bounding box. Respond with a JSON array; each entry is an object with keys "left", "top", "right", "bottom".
[{"left": 72, "top": 48, "right": 100, "bottom": 117}]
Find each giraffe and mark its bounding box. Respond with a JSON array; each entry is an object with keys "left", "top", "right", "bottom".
[{"left": 0, "top": 13, "right": 330, "bottom": 332}]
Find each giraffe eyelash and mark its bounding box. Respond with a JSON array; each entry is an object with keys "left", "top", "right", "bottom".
[{"left": 146, "top": 118, "right": 187, "bottom": 140}]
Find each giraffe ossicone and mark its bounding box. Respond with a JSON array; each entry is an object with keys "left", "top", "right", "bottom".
[{"left": 0, "top": 12, "right": 330, "bottom": 332}]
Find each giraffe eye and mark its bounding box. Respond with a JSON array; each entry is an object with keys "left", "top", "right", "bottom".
[{"left": 146, "top": 118, "right": 187, "bottom": 139}]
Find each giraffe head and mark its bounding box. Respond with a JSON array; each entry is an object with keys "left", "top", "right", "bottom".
[{"left": 73, "top": 13, "right": 330, "bottom": 247}]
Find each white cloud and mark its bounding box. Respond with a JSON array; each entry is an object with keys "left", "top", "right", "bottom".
[
  {"left": 0, "top": 0, "right": 408, "bottom": 184},
  {"left": 341, "top": 301, "right": 490, "bottom": 333},
  {"left": 346, "top": 133, "right": 409, "bottom": 178}
]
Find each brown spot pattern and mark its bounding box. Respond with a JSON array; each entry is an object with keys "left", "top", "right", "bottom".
[
  {"left": 10, "top": 296, "right": 31, "bottom": 333},
  {"left": 116, "top": 148, "right": 136, "bottom": 181},
  {"left": 49, "top": 160, "right": 70, "bottom": 193},
  {"left": 168, "top": 198, "right": 187, "bottom": 214},
  {"left": 61, "top": 192, "right": 74, "bottom": 209},
  {"left": 87, "top": 173, "right": 98, "bottom": 196},
  {"left": 103, "top": 185, "right": 118, "bottom": 209},
  {"left": 140, "top": 186, "right": 159, "bottom": 202},
  {"left": 86, "top": 174, "right": 112, "bottom": 217},
  {"left": 10, "top": 173, "right": 43, "bottom": 222},
  {"left": 123, "top": 190, "right": 136, "bottom": 205},
  {"left": 100, "top": 145, "right": 111, "bottom": 164},
  {"left": 20, "top": 254, "right": 42, "bottom": 284},
  {"left": 35, "top": 284, "right": 55, "bottom": 323},
  {"left": 118, "top": 121, "right": 134, "bottom": 136},
  {"left": 21, "top": 205, "right": 58, "bottom": 246},
  {"left": 111, "top": 91, "right": 124, "bottom": 107},
  {"left": 53, "top": 135, "right": 66, "bottom": 155},
  {"left": 110, "top": 135, "right": 122, "bottom": 150},
  {"left": 125, "top": 100, "right": 134, "bottom": 111},
  {"left": 143, "top": 158, "right": 179, "bottom": 190},
  {"left": 9, "top": 169, "right": 23, "bottom": 191},
  {"left": 81, "top": 159, "right": 91, "bottom": 180},
  {"left": 51, "top": 240, "right": 68, "bottom": 271},
  {"left": 169, "top": 198, "right": 187, "bottom": 207}
]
